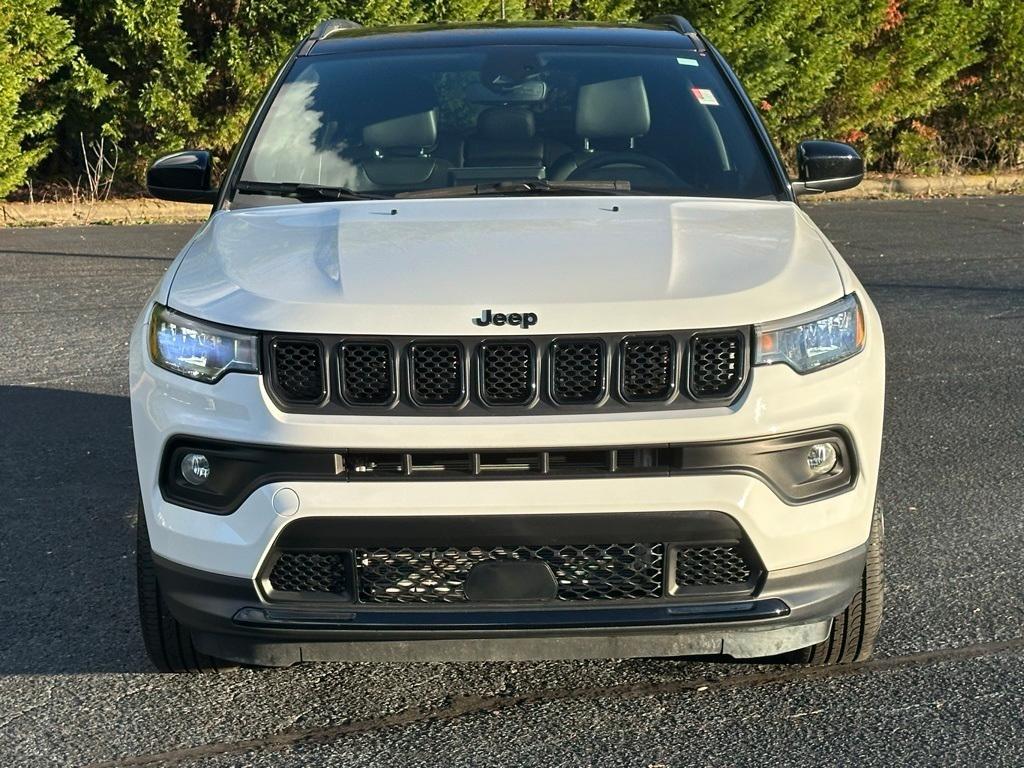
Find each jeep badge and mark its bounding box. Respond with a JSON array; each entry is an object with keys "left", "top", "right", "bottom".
[{"left": 474, "top": 309, "right": 538, "bottom": 329}]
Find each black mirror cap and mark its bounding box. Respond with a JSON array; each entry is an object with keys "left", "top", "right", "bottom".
[
  {"left": 147, "top": 150, "right": 218, "bottom": 204},
  {"left": 792, "top": 140, "right": 864, "bottom": 195}
]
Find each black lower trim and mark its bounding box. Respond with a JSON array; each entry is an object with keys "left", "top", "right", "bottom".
[
  {"left": 232, "top": 599, "right": 789, "bottom": 630},
  {"left": 152, "top": 543, "right": 866, "bottom": 665},
  {"left": 159, "top": 427, "right": 858, "bottom": 514},
  {"left": 274, "top": 510, "right": 740, "bottom": 549}
]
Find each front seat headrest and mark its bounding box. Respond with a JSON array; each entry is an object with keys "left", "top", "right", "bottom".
[
  {"left": 363, "top": 109, "right": 438, "bottom": 151},
  {"left": 575, "top": 76, "right": 651, "bottom": 140},
  {"left": 476, "top": 107, "right": 536, "bottom": 141}
]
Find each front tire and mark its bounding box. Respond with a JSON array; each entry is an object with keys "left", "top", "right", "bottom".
[
  {"left": 789, "top": 504, "right": 885, "bottom": 665},
  {"left": 136, "top": 499, "right": 235, "bottom": 673}
]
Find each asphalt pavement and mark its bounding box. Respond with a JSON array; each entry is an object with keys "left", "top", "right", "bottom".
[{"left": 1, "top": 197, "right": 1023, "bottom": 766}]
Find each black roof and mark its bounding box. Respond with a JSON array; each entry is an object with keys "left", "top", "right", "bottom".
[{"left": 308, "top": 21, "right": 698, "bottom": 56}]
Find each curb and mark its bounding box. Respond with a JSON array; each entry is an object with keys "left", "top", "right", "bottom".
[{"left": 821, "top": 172, "right": 1024, "bottom": 200}]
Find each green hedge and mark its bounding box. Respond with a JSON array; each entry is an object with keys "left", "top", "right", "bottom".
[
  {"left": 1, "top": 0, "right": 1022, "bottom": 197},
  {"left": 0, "top": 0, "right": 77, "bottom": 195}
]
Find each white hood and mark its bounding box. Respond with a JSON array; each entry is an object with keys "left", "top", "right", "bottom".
[{"left": 166, "top": 196, "right": 844, "bottom": 335}]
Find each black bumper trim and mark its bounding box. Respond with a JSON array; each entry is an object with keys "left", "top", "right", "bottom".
[
  {"left": 152, "top": 541, "right": 864, "bottom": 665},
  {"left": 273, "top": 510, "right": 743, "bottom": 549},
  {"left": 232, "top": 599, "right": 789, "bottom": 630},
  {"left": 159, "top": 426, "right": 858, "bottom": 514}
]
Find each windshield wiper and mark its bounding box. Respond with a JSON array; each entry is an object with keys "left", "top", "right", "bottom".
[
  {"left": 234, "top": 181, "right": 389, "bottom": 202},
  {"left": 396, "top": 180, "right": 640, "bottom": 199}
]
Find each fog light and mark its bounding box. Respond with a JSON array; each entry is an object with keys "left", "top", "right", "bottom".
[
  {"left": 181, "top": 453, "right": 211, "bottom": 485},
  {"left": 806, "top": 443, "right": 838, "bottom": 476}
]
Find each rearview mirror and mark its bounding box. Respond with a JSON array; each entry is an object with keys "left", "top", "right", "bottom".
[
  {"left": 791, "top": 140, "right": 864, "bottom": 196},
  {"left": 147, "top": 150, "right": 217, "bottom": 204},
  {"left": 466, "top": 80, "right": 547, "bottom": 104}
]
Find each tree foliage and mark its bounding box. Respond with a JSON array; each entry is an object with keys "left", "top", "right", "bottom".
[
  {"left": 0, "top": 0, "right": 77, "bottom": 196},
  {"left": 1, "top": 0, "right": 1022, "bottom": 195}
]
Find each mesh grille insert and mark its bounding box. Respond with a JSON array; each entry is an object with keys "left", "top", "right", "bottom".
[
  {"left": 340, "top": 342, "right": 394, "bottom": 405},
  {"left": 410, "top": 343, "right": 464, "bottom": 405},
  {"left": 357, "top": 543, "right": 664, "bottom": 603},
  {"left": 269, "top": 552, "right": 349, "bottom": 595},
  {"left": 674, "top": 545, "right": 753, "bottom": 591},
  {"left": 690, "top": 334, "right": 742, "bottom": 398},
  {"left": 621, "top": 337, "right": 674, "bottom": 401},
  {"left": 481, "top": 342, "right": 534, "bottom": 405},
  {"left": 272, "top": 340, "right": 325, "bottom": 403},
  {"left": 551, "top": 340, "right": 604, "bottom": 403}
]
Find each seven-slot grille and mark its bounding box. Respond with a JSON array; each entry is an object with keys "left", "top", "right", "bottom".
[
  {"left": 264, "top": 541, "right": 762, "bottom": 602},
  {"left": 267, "top": 330, "right": 746, "bottom": 412}
]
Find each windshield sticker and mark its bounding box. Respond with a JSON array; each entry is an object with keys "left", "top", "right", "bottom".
[
  {"left": 691, "top": 87, "right": 719, "bottom": 106},
  {"left": 676, "top": 57, "right": 699, "bottom": 67}
]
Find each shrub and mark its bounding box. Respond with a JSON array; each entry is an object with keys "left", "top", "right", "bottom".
[
  {"left": 5, "top": 0, "right": 1024, "bottom": 196},
  {"left": 828, "top": 0, "right": 990, "bottom": 170},
  {"left": 0, "top": 0, "right": 77, "bottom": 196},
  {"left": 928, "top": 1, "right": 1024, "bottom": 169},
  {"left": 57, "top": 0, "right": 425, "bottom": 177}
]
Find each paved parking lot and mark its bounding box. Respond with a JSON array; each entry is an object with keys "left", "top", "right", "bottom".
[{"left": 1, "top": 197, "right": 1023, "bottom": 766}]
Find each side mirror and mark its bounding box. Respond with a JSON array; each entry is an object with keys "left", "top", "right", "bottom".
[
  {"left": 791, "top": 140, "right": 864, "bottom": 196},
  {"left": 147, "top": 150, "right": 217, "bottom": 204}
]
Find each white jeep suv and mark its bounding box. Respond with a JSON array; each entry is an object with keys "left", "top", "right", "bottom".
[{"left": 131, "top": 16, "right": 884, "bottom": 672}]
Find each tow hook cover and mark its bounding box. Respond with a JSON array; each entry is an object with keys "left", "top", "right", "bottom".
[{"left": 463, "top": 560, "right": 558, "bottom": 602}]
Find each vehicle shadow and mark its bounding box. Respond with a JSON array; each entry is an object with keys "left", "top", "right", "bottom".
[{"left": 0, "top": 385, "right": 150, "bottom": 673}]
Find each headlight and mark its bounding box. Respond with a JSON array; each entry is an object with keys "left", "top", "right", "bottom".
[
  {"left": 148, "top": 304, "right": 259, "bottom": 382},
  {"left": 754, "top": 294, "right": 864, "bottom": 373}
]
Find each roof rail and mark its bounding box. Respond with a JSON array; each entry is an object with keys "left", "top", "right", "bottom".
[
  {"left": 298, "top": 18, "right": 362, "bottom": 56},
  {"left": 644, "top": 14, "right": 705, "bottom": 53},
  {"left": 644, "top": 14, "right": 696, "bottom": 34}
]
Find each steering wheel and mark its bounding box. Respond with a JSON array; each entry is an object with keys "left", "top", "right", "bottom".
[{"left": 567, "top": 152, "right": 687, "bottom": 189}]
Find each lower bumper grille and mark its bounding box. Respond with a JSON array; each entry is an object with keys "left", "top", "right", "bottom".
[
  {"left": 269, "top": 552, "right": 349, "bottom": 597},
  {"left": 357, "top": 544, "right": 664, "bottom": 603},
  {"left": 266, "top": 541, "right": 760, "bottom": 603}
]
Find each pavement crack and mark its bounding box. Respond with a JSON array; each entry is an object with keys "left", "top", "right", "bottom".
[{"left": 81, "top": 636, "right": 1024, "bottom": 768}]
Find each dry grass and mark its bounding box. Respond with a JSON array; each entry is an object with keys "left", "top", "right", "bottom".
[
  {"left": 0, "top": 197, "right": 209, "bottom": 227},
  {"left": 3, "top": 172, "right": 1024, "bottom": 227}
]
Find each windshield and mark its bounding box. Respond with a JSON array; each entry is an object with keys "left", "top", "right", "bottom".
[{"left": 236, "top": 45, "right": 782, "bottom": 203}]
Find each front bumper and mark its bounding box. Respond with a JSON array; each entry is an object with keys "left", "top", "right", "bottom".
[
  {"left": 156, "top": 542, "right": 865, "bottom": 665},
  {"left": 129, "top": 293, "right": 883, "bottom": 661}
]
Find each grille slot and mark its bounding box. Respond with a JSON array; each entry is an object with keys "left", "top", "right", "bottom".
[
  {"left": 673, "top": 544, "right": 755, "bottom": 593},
  {"left": 340, "top": 342, "right": 394, "bottom": 405},
  {"left": 478, "top": 452, "right": 543, "bottom": 474},
  {"left": 268, "top": 552, "right": 349, "bottom": 596},
  {"left": 551, "top": 340, "right": 604, "bottom": 404},
  {"left": 621, "top": 337, "right": 675, "bottom": 401},
  {"left": 690, "top": 333, "right": 742, "bottom": 398},
  {"left": 356, "top": 543, "right": 664, "bottom": 603},
  {"left": 480, "top": 342, "right": 535, "bottom": 405},
  {"left": 409, "top": 453, "right": 474, "bottom": 475},
  {"left": 271, "top": 340, "right": 325, "bottom": 403},
  {"left": 547, "top": 449, "right": 612, "bottom": 474},
  {"left": 409, "top": 343, "right": 465, "bottom": 405}
]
